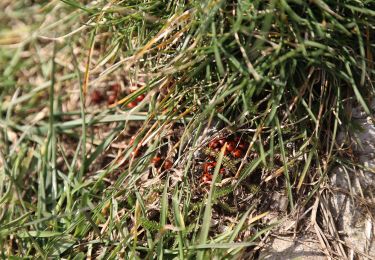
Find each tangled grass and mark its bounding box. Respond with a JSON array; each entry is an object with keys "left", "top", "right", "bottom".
[{"left": 0, "top": 0, "right": 374, "bottom": 258}]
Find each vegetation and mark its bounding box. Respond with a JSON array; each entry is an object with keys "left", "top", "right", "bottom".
[{"left": 0, "top": 0, "right": 374, "bottom": 258}]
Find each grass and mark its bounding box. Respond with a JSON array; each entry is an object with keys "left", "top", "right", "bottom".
[{"left": 0, "top": 0, "right": 374, "bottom": 259}]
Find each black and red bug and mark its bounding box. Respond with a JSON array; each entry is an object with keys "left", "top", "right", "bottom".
[
  {"left": 231, "top": 149, "right": 242, "bottom": 158},
  {"left": 201, "top": 173, "right": 212, "bottom": 184}
]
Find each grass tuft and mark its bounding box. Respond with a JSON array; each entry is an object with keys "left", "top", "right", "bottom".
[{"left": 0, "top": 0, "right": 374, "bottom": 258}]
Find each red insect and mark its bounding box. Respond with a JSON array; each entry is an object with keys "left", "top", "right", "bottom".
[
  {"left": 91, "top": 90, "right": 104, "bottom": 104},
  {"left": 126, "top": 101, "right": 138, "bottom": 109},
  {"left": 226, "top": 141, "right": 236, "bottom": 152},
  {"left": 220, "top": 168, "right": 226, "bottom": 175},
  {"left": 136, "top": 94, "right": 145, "bottom": 102},
  {"left": 151, "top": 156, "right": 162, "bottom": 168},
  {"left": 163, "top": 160, "right": 173, "bottom": 170},
  {"left": 231, "top": 149, "right": 242, "bottom": 158},
  {"left": 201, "top": 173, "right": 212, "bottom": 184},
  {"left": 107, "top": 94, "right": 117, "bottom": 105},
  {"left": 203, "top": 161, "right": 216, "bottom": 174},
  {"left": 209, "top": 140, "right": 220, "bottom": 149}
]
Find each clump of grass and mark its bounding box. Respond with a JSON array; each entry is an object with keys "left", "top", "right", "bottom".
[{"left": 1, "top": 0, "right": 374, "bottom": 258}]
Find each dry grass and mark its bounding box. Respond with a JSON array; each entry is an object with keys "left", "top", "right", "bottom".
[{"left": 0, "top": 0, "right": 374, "bottom": 259}]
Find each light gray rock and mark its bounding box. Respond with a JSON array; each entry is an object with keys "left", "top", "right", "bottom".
[
  {"left": 259, "top": 236, "right": 326, "bottom": 260},
  {"left": 261, "top": 103, "right": 375, "bottom": 259},
  {"left": 330, "top": 167, "right": 375, "bottom": 259},
  {"left": 327, "top": 104, "right": 375, "bottom": 259}
]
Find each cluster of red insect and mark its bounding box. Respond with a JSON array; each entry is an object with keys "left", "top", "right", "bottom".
[
  {"left": 151, "top": 155, "right": 173, "bottom": 171},
  {"left": 201, "top": 136, "right": 249, "bottom": 184},
  {"left": 90, "top": 81, "right": 145, "bottom": 108}
]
